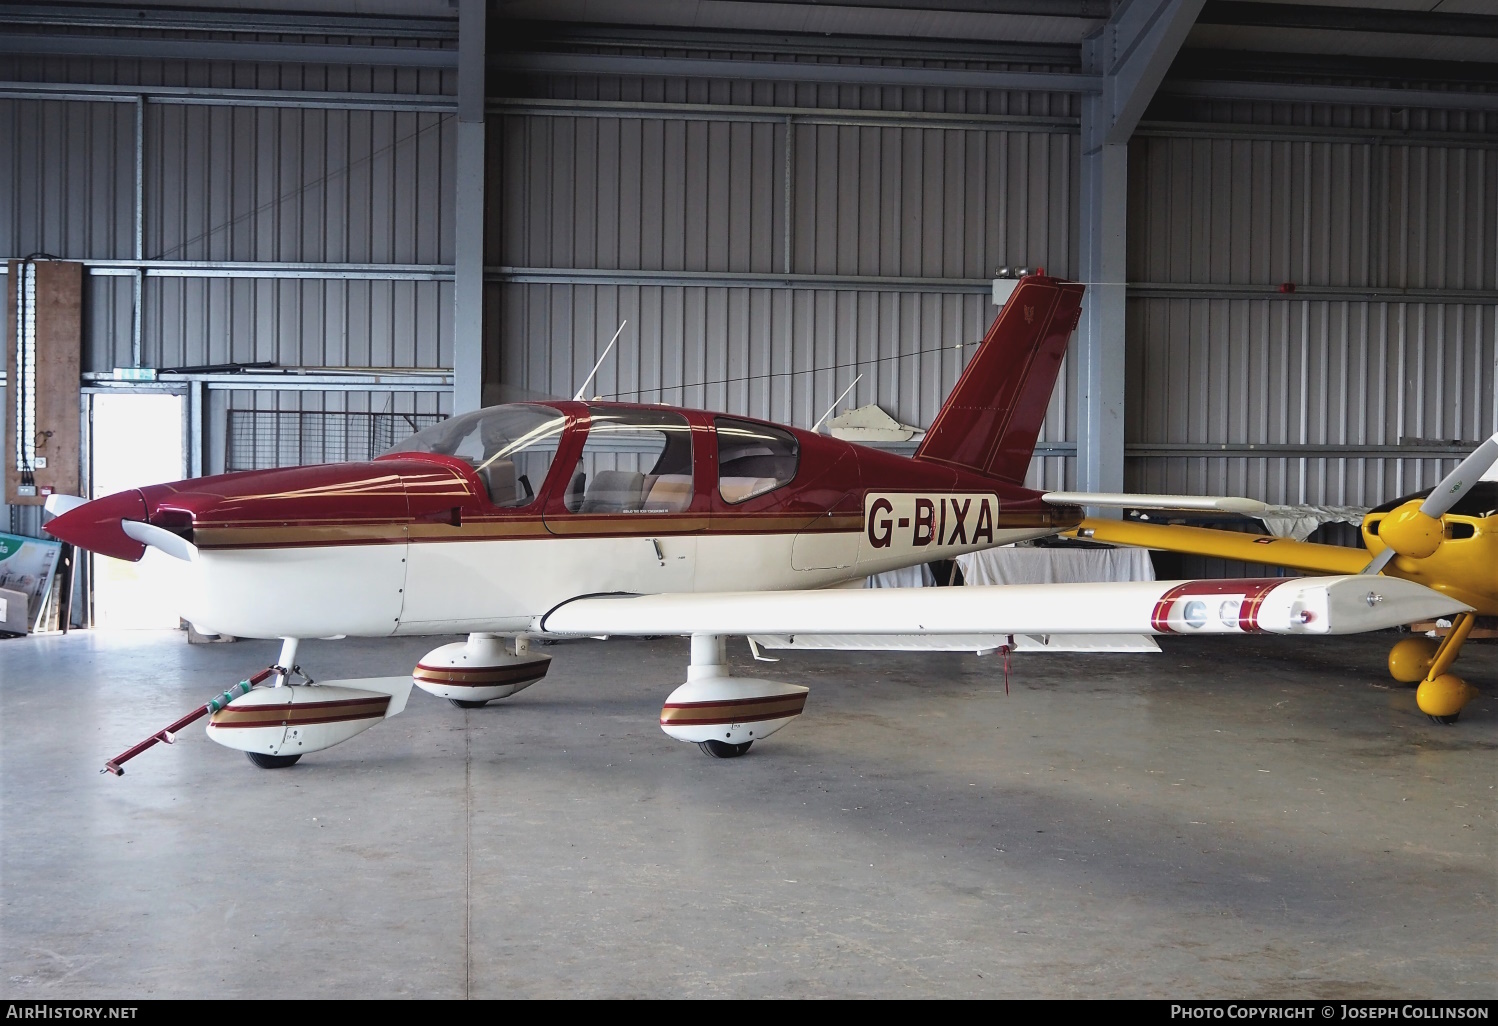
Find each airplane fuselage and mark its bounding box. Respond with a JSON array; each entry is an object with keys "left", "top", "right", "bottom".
[{"left": 64, "top": 401, "right": 1082, "bottom": 639}]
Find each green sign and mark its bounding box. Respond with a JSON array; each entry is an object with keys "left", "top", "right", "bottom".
[{"left": 0, "top": 531, "right": 63, "bottom": 629}]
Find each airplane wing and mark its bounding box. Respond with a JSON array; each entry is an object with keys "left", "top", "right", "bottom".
[
  {"left": 1067, "top": 517, "right": 1370, "bottom": 576},
  {"left": 745, "top": 632, "right": 1161, "bottom": 654},
  {"left": 539, "top": 575, "right": 1466, "bottom": 640}
]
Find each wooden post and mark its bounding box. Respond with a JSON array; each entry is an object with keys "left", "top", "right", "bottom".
[{"left": 5, "top": 259, "right": 82, "bottom": 505}]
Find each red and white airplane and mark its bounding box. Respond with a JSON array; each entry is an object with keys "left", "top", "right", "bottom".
[{"left": 44, "top": 275, "right": 1467, "bottom": 770}]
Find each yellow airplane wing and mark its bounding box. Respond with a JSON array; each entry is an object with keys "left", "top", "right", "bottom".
[{"left": 1067, "top": 518, "right": 1370, "bottom": 576}]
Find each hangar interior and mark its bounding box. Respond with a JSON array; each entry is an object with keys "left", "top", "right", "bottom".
[{"left": 0, "top": 0, "right": 1495, "bottom": 1000}]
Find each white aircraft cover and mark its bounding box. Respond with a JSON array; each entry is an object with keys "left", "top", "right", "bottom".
[{"left": 540, "top": 575, "right": 1469, "bottom": 639}]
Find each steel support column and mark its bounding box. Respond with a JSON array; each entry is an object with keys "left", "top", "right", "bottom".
[
  {"left": 1075, "top": 0, "right": 1202, "bottom": 502},
  {"left": 1076, "top": 132, "right": 1127, "bottom": 497},
  {"left": 452, "top": 0, "right": 486, "bottom": 415},
  {"left": 132, "top": 96, "right": 144, "bottom": 369}
]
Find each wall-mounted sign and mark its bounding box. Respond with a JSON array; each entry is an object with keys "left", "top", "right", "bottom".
[{"left": 0, "top": 531, "right": 62, "bottom": 631}]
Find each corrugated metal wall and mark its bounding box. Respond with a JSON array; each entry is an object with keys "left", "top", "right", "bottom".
[
  {"left": 1, "top": 98, "right": 134, "bottom": 258},
  {"left": 0, "top": 97, "right": 457, "bottom": 372},
  {"left": 0, "top": 48, "right": 456, "bottom": 530},
  {"left": 1130, "top": 136, "right": 1495, "bottom": 291},
  {"left": 6, "top": 40, "right": 1497, "bottom": 534},
  {"left": 147, "top": 104, "right": 451, "bottom": 266},
  {"left": 493, "top": 92, "right": 1498, "bottom": 502},
  {"left": 491, "top": 105, "right": 1080, "bottom": 488},
  {"left": 1127, "top": 135, "right": 1498, "bottom": 506}
]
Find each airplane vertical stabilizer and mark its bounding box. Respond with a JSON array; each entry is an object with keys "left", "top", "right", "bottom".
[{"left": 913, "top": 275, "right": 1085, "bottom": 483}]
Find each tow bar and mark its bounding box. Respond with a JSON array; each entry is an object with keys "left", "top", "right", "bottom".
[{"left": 102, "top": 667, "right": 277, "bottom": 776}]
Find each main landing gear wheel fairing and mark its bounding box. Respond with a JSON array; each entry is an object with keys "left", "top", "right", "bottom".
[
  {"left": 699, "top": 739, "right": 754, "bottom": 758},
  {"left": 246, "top": 752, "right": 302, "bottom": 769}
]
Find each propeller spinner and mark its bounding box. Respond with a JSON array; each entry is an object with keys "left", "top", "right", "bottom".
[{"left": 1362, "top": 431, "right": 1498, "bottom": 575}]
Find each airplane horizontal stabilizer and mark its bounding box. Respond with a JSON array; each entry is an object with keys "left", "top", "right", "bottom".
[
  {"left": 540, "top": 576, "right": 1468, "bottom": 639},
  {"left": 1043, "top": 492, "right": 1268, "bottom": 514}
]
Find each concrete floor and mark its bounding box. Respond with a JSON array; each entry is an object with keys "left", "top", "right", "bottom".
[{"left": 0, "top": 628, "right": 1493, "bottom": 998}]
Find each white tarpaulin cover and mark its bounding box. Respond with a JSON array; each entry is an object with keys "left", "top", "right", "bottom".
[
  {"left": 865, "top": 564, "right": 936, "bottom": 588},
  {"left": 1252, "top": 504, "right": 1368, "bottom": 542},
  {"left": 952, "top": 546, "right": 1158, "bottom": 652},
  {"left": 956, "top": 545, "right": 1156, "bottom": 586}
]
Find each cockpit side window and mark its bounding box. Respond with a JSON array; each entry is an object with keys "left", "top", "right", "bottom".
[
  {"left": 560, "top": 409, "right": 695, "bottom": 514},
  {"left": 383, "top": 404, "right": 567, "bottom": 508},
  {"left": 715, "top": 418, "right": 799, "bottom": 503}
]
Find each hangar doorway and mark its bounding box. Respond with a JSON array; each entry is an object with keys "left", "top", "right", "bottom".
[{"left": 89, "top": 392, "right": 186, "bottom": 629}]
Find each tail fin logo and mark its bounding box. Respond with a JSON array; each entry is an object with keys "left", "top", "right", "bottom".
[{"left": 1023, "top": 305, "right": 1035, "bottom": 324}]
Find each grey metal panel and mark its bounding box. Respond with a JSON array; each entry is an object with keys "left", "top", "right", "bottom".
[
  {"left": 143, "top": 278, "right": 454, "bottom": 374},
  {"left": 1129, "top": 135, "right": 1498, "bottom": 290},
  {"left": 1126, "top": 297, "right": 1497, "bottom": 506},
  {"left": 84, "top": 274, "right": 135, "bottom": 372},
  {"left": 1126, "top": 126, "right": 1498, "bottom": 509},
  {"left": 498, "top": 113, "right": 1078, "bottom": 281},
  {"left": 0, "top": 98, "right": 133, "bottom": 259},
  {"left": 1126, "top": 454, "right": 1468, "bottom": 510},
  {"left": 147, "top": 104, "right": 454, "bottom": 267},
  {"left": 3, "top": 89, "right": 454, "bottom": 373},
  {"left": 718, "top": 119, "right": 1039, "bottom": 275}
]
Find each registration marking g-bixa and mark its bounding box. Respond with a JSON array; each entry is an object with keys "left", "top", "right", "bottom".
[{"left": 862, "top": 492, "right": 1003, "bottom": 559}]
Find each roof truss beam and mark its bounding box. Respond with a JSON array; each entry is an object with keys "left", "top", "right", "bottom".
[
  {"left": 0, "top": 32, "right": 457, "bottom": 69},
  {"left": 1085, "top": 0, "right": 1205, "bottom": 148}
]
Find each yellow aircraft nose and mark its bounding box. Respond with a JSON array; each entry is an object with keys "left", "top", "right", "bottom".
[{"left": 1378, "top": 501, "right": 1444, "bottom": 559}]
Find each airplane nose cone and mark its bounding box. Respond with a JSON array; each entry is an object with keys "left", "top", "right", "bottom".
[
  {"left": 1379, "top": 500, "right": 1444, "bottom": 559},
  {"left": 43, "top": 489, "right": 150, "bottom": 561}
]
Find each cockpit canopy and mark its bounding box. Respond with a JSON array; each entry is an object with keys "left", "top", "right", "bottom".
[{"left": 384, "top": 403, "right": 802, "bottom": 511}]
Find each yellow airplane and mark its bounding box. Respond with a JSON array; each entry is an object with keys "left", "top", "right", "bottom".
[{"left": 1070, "top": 432, "right": 1498, "bottom": 724}]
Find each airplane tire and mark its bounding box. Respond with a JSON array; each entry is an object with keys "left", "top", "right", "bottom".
[
  {"left": 698, "top": 739, "right": 753, "bottom": 759},
  {"left": 246, "top": 752, "right": 302, "bottom": 769},
  {"left": 448, "top": 698, "right": 489, "bottom": 709},
  {"left": 1428, "top": 713, "right": 1460, "bottom": 725}
]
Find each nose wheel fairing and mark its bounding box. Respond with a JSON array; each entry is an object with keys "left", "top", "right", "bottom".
[
  {"left": 1397, "top": 611, "right": 1483, "bottom": 723},
  {"left": 205, "top": 675, "right": 414, "bottom": 761}
]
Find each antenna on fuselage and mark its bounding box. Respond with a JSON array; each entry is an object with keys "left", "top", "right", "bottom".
[
  {"left": 811, "top": 373, "right": 863, "bottom": 433},
  {"left": 573, "top": 321, "right": 627, "bottom": 401}
]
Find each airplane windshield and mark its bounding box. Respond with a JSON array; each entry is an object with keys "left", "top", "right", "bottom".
[{"left": 383, "top": 404, "right": 568, "bottom": 507}]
